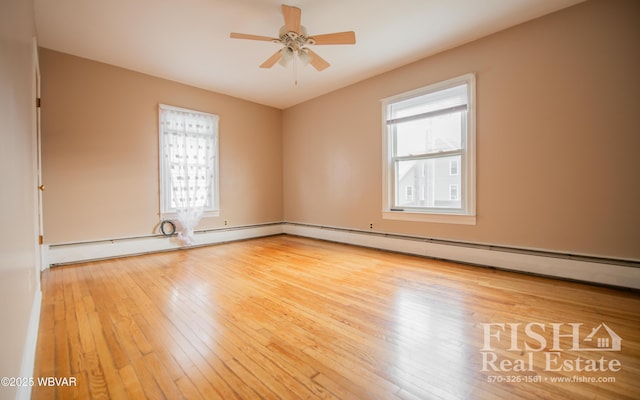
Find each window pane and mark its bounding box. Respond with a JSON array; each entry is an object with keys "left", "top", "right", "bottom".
[
  {"left": 394, "top": 111, "right": 462, "bottom": 157},
  {"left": 169, "top": 164, "right": 212, "bottom": 209},
  {"left": 160, "top": 105, "right": 219, "bottom": 214},
  {"left": 395, "top": 155, "right": 462, "bottom": 209},
  {"left": 389, "top": 84, "right": 467, "bottom": 119}
]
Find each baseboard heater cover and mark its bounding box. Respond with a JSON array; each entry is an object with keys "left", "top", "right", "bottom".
[
  {"left": 45, "top": 223, "right": 283, "bottom": 267},
  {"left": 44, "top": 221, "right": 639, "bottom": 290},
  {"left": 282, "top": 222, "right": 640, "bottom": 290}
]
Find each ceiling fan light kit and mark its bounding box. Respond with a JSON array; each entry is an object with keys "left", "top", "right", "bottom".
[{"left": 230, "top": 4, "right": 356, "bottom": 77}]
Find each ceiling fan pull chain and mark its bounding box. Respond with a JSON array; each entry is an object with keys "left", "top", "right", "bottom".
[{"left": 294, "top": 53, "right": 299, "bottom": 86}]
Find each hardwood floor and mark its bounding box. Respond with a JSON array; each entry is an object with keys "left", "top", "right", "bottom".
[{"left": 33, "top": 235, "right": 640, "bottom": 399}]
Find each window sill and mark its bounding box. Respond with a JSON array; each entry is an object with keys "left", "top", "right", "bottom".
[{"left": 382, "top": 210, "right": 476, "bottom": 225}]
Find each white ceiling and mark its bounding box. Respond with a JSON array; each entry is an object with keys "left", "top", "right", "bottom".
[{"left": 34, "top": 0, "right": 584, "bottom": 109}]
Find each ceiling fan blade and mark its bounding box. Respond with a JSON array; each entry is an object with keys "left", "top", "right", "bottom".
[
  {"left": 305, "top": 48, "right": 330, "bottom": 71},
  {"left": 309, "top": 31, "right": 356, "bottom": 45},
  {"left": 230, "top": 32, "right": 278, "bottom": 42},
  {"left": 259, "top": 50, "right": 282, "bottom": 68},
  {"left": 282, "top": 5, "right": 301, "bottom": 33}
]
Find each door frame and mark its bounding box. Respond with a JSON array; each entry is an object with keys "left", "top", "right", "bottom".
[{"left": 32, "top": 38, "right": 45, "bottom": 271}]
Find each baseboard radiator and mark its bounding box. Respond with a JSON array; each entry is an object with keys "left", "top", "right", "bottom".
[
  {"left": 282, "top": 223, "right": 640, "bottom": 290},
  {"left": 44, "top": 221, "right": 640, "bottom": 290},
  {"left": 45, "top": 222, "right": 284, "bottom": 267}
]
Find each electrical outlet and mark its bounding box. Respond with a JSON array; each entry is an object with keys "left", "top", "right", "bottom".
[
  {"left": 224, "top": 220, "right": 228, "bottom": 226},
  {"left": 370, "top": 223, "right": 373, "bottom": 229}
]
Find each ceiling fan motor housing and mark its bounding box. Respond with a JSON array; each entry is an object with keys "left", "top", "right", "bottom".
[{"left": 279, "top": 25, "right": 314, "bottom": 50}]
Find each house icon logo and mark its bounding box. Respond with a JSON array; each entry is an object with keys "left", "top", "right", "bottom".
[{"left": 581, "top": 323, "right": 622, "bottom": 351}]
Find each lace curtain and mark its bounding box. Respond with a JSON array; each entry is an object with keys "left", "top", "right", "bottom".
[{"left": 160, "top": 105, "right": 218, "bottom": 245}]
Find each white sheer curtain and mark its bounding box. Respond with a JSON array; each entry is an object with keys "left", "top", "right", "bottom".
[{"left": 160, "top": 105, "right": 218, "bottom": 245}]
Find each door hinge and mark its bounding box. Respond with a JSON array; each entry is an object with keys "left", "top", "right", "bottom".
[
  {"left": 36, "top": 98, "right": 41, "bottom": 108},
  {"left": 38, "top": 235, "right": 44, "bottom": 245}
]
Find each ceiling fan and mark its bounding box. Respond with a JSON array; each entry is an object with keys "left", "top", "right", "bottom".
[{"left": 230, "top": 4, "right": 356, "bottom": 72}]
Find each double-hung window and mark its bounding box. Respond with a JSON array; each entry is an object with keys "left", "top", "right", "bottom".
[
  {"left": 159, "top": 104, "right": 219, "bottom": 217},
  {"left": 382, "top": 74, "right": 475, "bottom": 224}
]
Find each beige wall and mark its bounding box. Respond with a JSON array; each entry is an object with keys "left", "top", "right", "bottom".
[
  {"left": 283, "top": 0, "right": 640, "bottom": 260},
  {"left": 0, "top": 0, "right": 40, "bottom": 395},
  {"left": 40, "top": 49, "right": 283, "bottom": 244},
  {"left": 39, "top": 0, "right": 640, "bottom": 261}
]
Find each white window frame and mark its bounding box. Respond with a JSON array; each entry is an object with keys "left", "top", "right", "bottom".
[
  {"left": 159, "top": 104, "right": 220, "bottom": 218},
  {"left": 381, "top": 73, "right": 476, "bottom": 225}
]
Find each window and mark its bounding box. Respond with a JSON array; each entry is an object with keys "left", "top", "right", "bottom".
[
  {"left": 449, "top": 184, "right": 459, "bottom": 201},
  {"left": 405, "top": 186, "right": 414, "bottom": 201},
  {"left": 382, "top": 74, "right": 475, "bottom": 224},
  {"left": 159, "top": 104, "right": 219, "bottom": 216},
  {"left": 450, "top": 159, "right": 459, "bottom": 176}
]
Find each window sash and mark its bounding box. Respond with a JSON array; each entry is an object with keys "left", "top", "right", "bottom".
[
  {"left": 389, "top": 113, "right": 467, "bottom": 211},
  {"left": 386, "top": 104, "right": 467, "bottom": 125},
  {"left": 381, "top": 73, "right": 475, "bottom": 220},
  {"left": 392, "top": 152, "right": 464, "bottom": 211},
  {"left": 389, "top": 107, "right": 465, "bottom": 158},
  {"left": 392, "top": 148, "right": 463, "bottom": 162}
]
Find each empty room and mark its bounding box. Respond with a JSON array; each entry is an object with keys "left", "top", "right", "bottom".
[{"left": 1, "top": 0, "right": 639, "bottom": 399}]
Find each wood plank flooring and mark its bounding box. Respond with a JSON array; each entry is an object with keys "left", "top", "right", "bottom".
[{"left": 32, "top": 235, "right": 640, "bottom": 399}]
